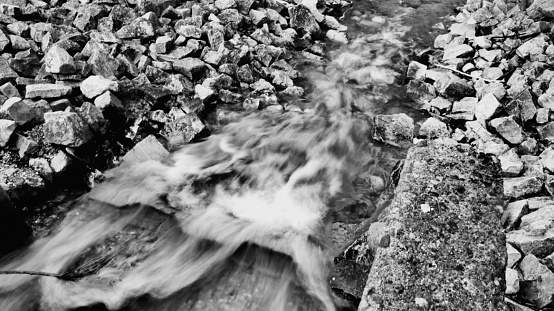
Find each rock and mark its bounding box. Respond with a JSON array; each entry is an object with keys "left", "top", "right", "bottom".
[
  {"left": 80, "top": 75, "right": 119, "bottom": 99},
  {"left": 25, "top": 84, "right": 71, "bottom": 99},
  {"left": 77, "top": 102, "right": 107, "bottom": 133},
  {"left": 271, "top": 70, "right": 293, "bottom": 88},
  {"left": 163, "top": 112, "right": 206, "bottom": 148},
  {"left": 516, "top": 34, "right": 548, "bottom": 59},
  {"left": 513, "top": 90, "right": 537, "bottom": 124},
  {"left": 507, "top": 206, "right": 554, "bottom": 258},
  {"left": 519, "top": 138, "right": 538, "bottom": 155},
  {"left": 0, "top": 118, "right": 15, "bottom": 147},
  {"left": 429, "top": 97, "right": 452, "bottom": 113},
  {"left": 450, "top": 22, "right": 476, "bottom": 38},
  {"left": 94, "top": 91, "right": 123, "bottom": 111},
  {"left": 482, "top": 67, "right": 503, "bottom": 80},
  {"left": 88, "top": 49, "right": 124, "bottom": 78},
  {"left": 73, "top": 4, "right": 108, "bottom": 32},
  {"left": 506, "top": 268, "right": 520, "bottom": 295},
  {"left": 434, "top": 73, "right": 475, "bottom": 100},
  {"left": 195, "top": 84, "right": 214, "bottom": 100},
  {"left": 498, "top": 149, "right": 524, "bottom": 177},
  {"left": 502, "top": 200, "right": 528, "bottom": 230},
  {"left": 507, "top": 243, "right": 522, "bottom": 268},
  {"left": 540, "top": 147, "right": 554, "bottom": 173},
  {"left": 215, "top": 0, "right": 236, "bottom": 10},
  {"left": 452, "top": 97, "right": 478, "bottom": 114},
  {"left": 8, "top": 34, "right": 29, "bottom": 50},
  {"left": 173, "top": 58, "right": 206, "bottom": 80},
  {"left": 14, "top": 134, "right": 38, "bottom": 158},
  {"left": 519, "top": 254, "right": 554, "bottom": 308},
  {"left": 538, "top": 92, "right": 554, "bottom": 109},
  {"left": 373, "top": 113, "right": 414, "bottom": 147},
  {"left": 326, "top": 30, "right": 347, "bottom": 44},
  {"left": 44, "top": 45, "right": 76, "bottom": 74},
  {"left": 0, "top": 82, "right": 19, "bottom": 98},
  {"left": 503, "top": 175, "right": 544, "bottom": 198},
  {"left": 419, "top": 117, "right": 448, "bottom": 138},
  {"left": 443, "top": 44, "right": 473, "bottom": 60},
  {"left": 29, "top": 157, "right": 53, "bottom": 182},
  {"left": 116, "top": 17, "right": 155, "bottom": 39},
  {"left": 406, "top": 61, "right": 427, "bottom": 80},
  {"left": 536, "top": 108, "right": 550, "bottom": 124},
  {"left": 464, "top": 120, "right": 495, "bottom": 142},
  {"left": 123, "top": 135, "right": 169, "bottom": 164},
  {"left": 489, "top": 116, "right": 524, "bottom": 145},
  {"left": 537, "top": 122, "right": 554, "bottom": 143},
  {"left": 522, "top": 155, "right": 544, "bottom": 176},
  {"left": 434, "top": 33, "right": 452, "bottom": 49},
  {"left": 0, "top": 58, "right": 18, "bottom": 84},
  {"left": 50, "top": 150, "right": 71, "bottom": 174},
  {"left": 155, "top": 36, "right": 173, "bottom": 54},
  {"left": 43, "top": 111, "right": 93, "bottom": 147},
  {"left": 289, "top": 5, "right": 320, "bottom": 37},
  {"left": 406, "top": 80, "right": 436, "bottom": 108},
  {"left": 1, "top": 98, "right": 37, "bottom": 126},
  {"left": 474, "top": 93, "right": 500, "bottom": 120}
]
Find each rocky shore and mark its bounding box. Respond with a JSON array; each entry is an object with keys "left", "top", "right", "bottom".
[{"left": 0, "top": 0, "right": 349, "bottom": 233}]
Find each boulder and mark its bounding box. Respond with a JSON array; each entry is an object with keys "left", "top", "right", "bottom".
[
  {"left": 489, "top": 116, "right": 524, "bottom": 145},
  {"left": 373, "top": 113, "right": 414, "bottom": 147},
  {"left": 519, "top": 254, "right": 554, "bottom": 308}
]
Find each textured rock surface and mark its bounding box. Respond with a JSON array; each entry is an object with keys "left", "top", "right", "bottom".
[{"left": 358, "top": 139, "right": 507, "bottom": 311}]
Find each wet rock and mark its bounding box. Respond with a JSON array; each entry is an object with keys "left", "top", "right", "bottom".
[
  {"left": 29, "top": 157, "right": 53, "bottom": 182},
  {"left": 419, "top": 117, "right": 449, "bottom": 139},
  {"left": 163, "top": 112, "right": 206, "bottom": 148},
  {"left": 373, "top": 113, "right": 414, "bottom": 147},
  {"left": 519, "top": 254, "right": 554, "bottom": 308},
  {"left": 25, "top": 84, "right": 71, "bottom": 99},
  {"left": 503, "top": 175, "right": 544, "bottom": 199},
  {"left": 489, "top": 116, "right": 524, "bottom": 145},
  {"left": 43, "top": 111, "right": 93, "bottom": 147},
  {"left": 498, "top": 149, "right": 523, "bottom": 177},
  {"left": 507, "top": 206, "right": 554, "bottom": 258},
  {"left": 434, "top": 33, "right": 452, "bottom": 48},
  {"left": 50, "top": 150, "right": 71, "bottom": 174},
  {"left": 122, "top": 135, "right": 169, "bottom": 164},
  {"left": 406, "top": 80, "right": 436, "bottom": 108},
  {"left": 506, "top": 268, "right": 520, "bottom": 294},
  {"left": 406, "top": 61, "right": 427, "bottom": 80},
  {"left": 0, "top": 118, "right": 15, "bottom": 147},
  {"left": 80, "top": 75, "right": 119, "bottom": 99},
  {"left": 14, "top": 134, "right": 38, "bottom": 158}
]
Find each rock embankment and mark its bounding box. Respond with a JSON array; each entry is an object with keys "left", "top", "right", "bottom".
[
  {"left": 392, "top": 0, "right": 554, "bottom": 309},
  {"left": 0, "top": 0, "right": 349, "bottom": 213}
]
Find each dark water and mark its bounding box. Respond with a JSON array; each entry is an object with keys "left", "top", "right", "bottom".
[{"left": 0, "top": 0, "right": 466, "bottom": 310}]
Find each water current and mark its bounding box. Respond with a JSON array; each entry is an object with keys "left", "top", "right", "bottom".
[{"left": 0, "top": 0, "right": 465, "bottom": 310}]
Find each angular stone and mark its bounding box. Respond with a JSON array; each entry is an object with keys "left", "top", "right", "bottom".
[
  {"left": 29, "top": 157, "right": 53, "bottom": 182},
  {"left": 50, "top": 150, "right": 71, "bottom": 174},
  {"left": 25, "top": 84, "right": 71, "bottom": 99},
  {"left": 1, "top": 98, "right": 37, "bottom": 126},
  {"left": 88, "top": 49, "right": 123, "bottom": 78},
  {"left": 503, "top": 200, "right": 528, "bottom": 230},
  {"left": 80, "top": 75, "right": 119, "bottom": 99},
  {"left": 406, "top": 61, "right": 427, "bottom": 80},
  {"left": 173, "top": 58, "right": 206, "bottom": 80},
  {"left": 373, "top": 113, "right": 414, "bottom": 147},
  {"left": 474, "top": 93, "right": 500, "bottom": 120},
  {"left": 289, "top": 5, "right": 320, "bottom": 37},
  {"left": 516, "top": 35, "right": 548, "bottom": 58},
  {"left": 155, "top": 36, "right": 173, "bottom": 54},
  {"left": 44, "top": 45, "right": 75, "bottom": 74},
  {"left": 43, "top": 111, "right": 93, "bottom": 147},
  {"left": 116, "top": 18, "right": 155, "bottom": 39},
  {"left": 406, "top": 80, "right": 436, "bottom": 108},
  {"left": 443, "top": 44, "right": 473, "bottom": 60},
  {"left": 450, "top": 22, "right": 476, "bottom": 38},
  {"left": 77, "top": 102, "right": 107, "bottom": 133},
  {"left": 434, "top": 33, "right": 452, "bottom": 49},
  {"left": 540, "top": 147, "right": 554, "bottom": 173},
  {"left": 8, "top": 34, "right": 29, "bottom": 50},
  {"left": 482, "top": 67, "right": 503, "bottom": 80},
  {"left": 536, "top": 108, "right": 549, "bottom": 124},
  {"left": 498, "top": 148, "right": 523, "bottom": 177},
  {"left": 538, "top": 92, "right": 554, "bottom": 109},
  {"left": 429, "top": 97, "right": 452, "bottom": 113},
  {"left": 0, "top": 58, "right": 18, "bottom": 84},
  {"left": 123, "top": 135, "right": 169, "bottom": 164},
  {"left": 73, "top": 4, "right": 108, "bottom": 32},
  {"left": 434, "top": 73, "right": 475, "bottom": 100},
  {"left": 419, "top": 117, "right": 448, "bottom": 138},
  {"left": 537, "top": 122, "right": 554, "bottom": 143},
  {"left": 489, "top": 116, "right": 524, "bottom": 145},
  {"left": 519, "top": 254, "right": 554, "bottom": 308},
  {"left": 503, "top": 175, "right": 544, "bottom": 198},
  {"left": 163, "top": 112, "right": 206, "bottom": 147},
  {"left": 0, "top": 118, "right": 15, "bottom": 147},
  {"left": 14, "top": 134, "right": 38, "bottom": 158},
  {"left": 506, "top": 268, "right": 520, "bottom": 295},
  {"left": 507, "top": 243, "right": 522, "bottom": 269}
]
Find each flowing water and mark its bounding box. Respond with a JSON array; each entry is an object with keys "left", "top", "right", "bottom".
[{"left": 0, "top": 0, "right": 466, "bottom": 310}]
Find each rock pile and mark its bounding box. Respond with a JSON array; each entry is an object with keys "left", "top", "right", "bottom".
[
  {"left": 0, "top": 0, "right": 349, "bottom": 208},
  {"left": 402, "top": 0, "right": 554, "bottom": 309}
]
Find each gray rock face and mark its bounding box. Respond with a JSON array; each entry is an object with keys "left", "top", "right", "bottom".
[
  {"left": 25, "top": 84, "right": 72, "bottom": 99},
  {"left": 122, "top": 135, "right": 169, "bottom": 164},
  {"left": 373, "top": 113, "right": 414, "bottom": 147},
  {"left": 419, "top": 117, "right": 449, "bottom": 138},
  {"left": 498, "top": 149, "right": 523, "bottom": 177},
  {"left": 434, "top": 73, "right": 475, "bottom": 100},
  {"left": 502, "top": 200, "right": 528, "bottom": 230},
  {"left": 44, "top": 46, "right": 75, "bottom": 74},
  {"left": 289, "top": 5, "right": 320, "bottom": 37},
  {"left": 1, "top": 98, "right": 37, "bottom": 126},
  {"left": 43, "top": 111, "right": 93, "bottom": 147},
  {"left": 163, "top": 112, "right": 206, "bottom": 148},
  {"left": 503, "top": 175, "right": 545, "bottom": 198}
]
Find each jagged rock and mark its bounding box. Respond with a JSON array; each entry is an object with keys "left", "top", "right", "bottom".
[
  {"left": 271, "top": 70, "right": 293, "bottom": 88},
  {"left": 155, "top": 35, "right": 173, "bottom": 54},
  {"left": 0, "top": 118, "right": 15, "bottom": 147},
  {"left": 173, "top": 58, "right": 206, "bottom": 80},
  {"left": 88, "top": 49, "right": 124, "bottom": 78},
  {"left": 536, "top": 108, "right": 550, "bottom": 124},
  {"left": 0, "top": 57, "right": 18, "bottom": 84},
  {"left": 474, "top": 93, "right": 500, "bottom": 120},
  {"left": 429, "top": 97, "right": 452, "bottom": 113},
  {"left": 94, "top": 91, "right": 123, "bottom": 111},
  {"left": 8, "top": 34, "right": 29, "bottom": 50},
  {"left": 243, "top": 97, "right": 260, "bottom": 110},
  {"left": 452, "top": 97, "right": 477, "bottom": 115},
  {"left": 503, "top": 175, "right": 544, "bottom": 198},
  {"left": 122, "top": 135, "right": 169, "bottom": 164},
  {"left": 538, "top": 92, "right": 554, "bottom": 109},
  {"left": 519, "top": 138, "right": 538, "bottom": 155},
  {"left": 1, "top": 98, "right": 37, "bottom": 126},
  {"left": 450, "top": 22, "right": 476, "bottom": 38},
  {"left": 537, "top": 122, "right": 554, "bottom": 143},
  {"left": 163, "top": 112, "right": 206, "bottom": 148},
  {"left": 406, "top": 61, "right": 427, "bottom": 80},
  {"left": 508, "top": 206, "right": 554, "bottom": 258},
  {"left": 117, "top": 18, "right": 155, "bottom": 39},
  {"left": 373, "top": 113, "right": 414, "bottom": 147},
  {"left": 14, "top": 134, "right": 38, "bottom": 158},
  {"left": 78, "top": 102, "right": 107, "bottom": 133},
  {"left": 80, "top": 75, "right": 119, "bottom": 99},
  {"left": 443, "top": 44, "right": 473, "bottom": 60},
  {"left": 50, "top": 150, "right": 71, "bottom": 174},
  {"left": 465, "top": 120, "right": 495, "bottom": 142},
  {"left": 43, "top": 111, "right": 93, "bottom": 147},
  {"left": 482, "top": 67, "right": 503, "bottom": 80},
  {"left": 29, "top": 157, "right": 53, "bottom": 182},
  {"left": 434, "top": 73, "right": 475, "bottom": 100},
  {"left": 195, "top": 84, "right": 214, "bottom": 100},
  {"left": 502, "top": 200, "right": 528, "bottom": 230},
  {"left": 25, "top": 84, "right": 71, "bottom": 99},
  {"left": 73, "top": 4, "right": 108, "bottom": 32},
  {"left": 289, "top": 5, "right": 320, "bottom": 37},
  {"left": 539, "top": 147, "right": 554, "bottom": 173},
  {"left": 406, "top": 79, "right": 437, "bottom": 107},
  {"left": 44, "top": 45, "right": 75, "bottom": 74},
  {"left": 507, "top": 243, "right": 523, "bottom": 269},
  {"left": 506, "top": 268, "right": 520, "bottom": 295},
  {"left": 489, "top": 116, "right": 524, "bottom": 145},
  {"left": 0, "top": 82, "right": 20, "bottom": 98},
  {"left": 498, "top": 149, "right": 523, "bottom": 177},
  {"left": 419, "top": 117, "right": 448, "bottom": 138},
  {"left": 434, "top": 33, "right": 452, "bottom": 48},
  {"left": 519, "top": 254, "right": 554, "bottom": 308},
  {"left": 516, "top": 34, "right": 548, "bottom": 59}
]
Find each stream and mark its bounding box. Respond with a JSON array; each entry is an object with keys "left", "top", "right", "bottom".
[{"left": 0, "top": 0, "right": 466, "bottom": 310}]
